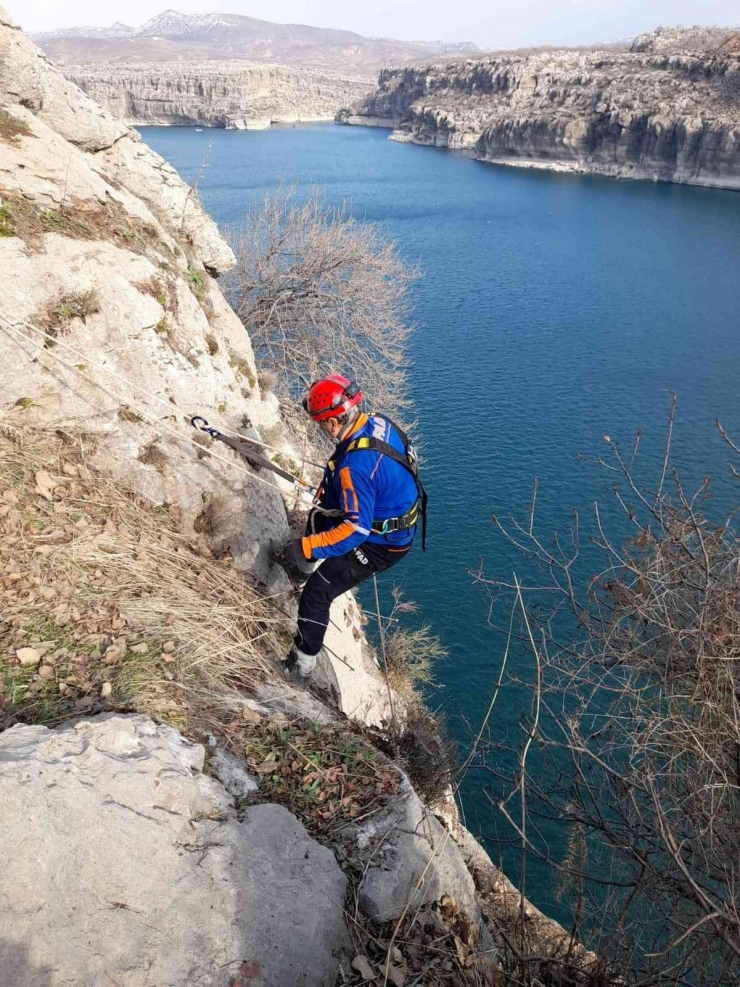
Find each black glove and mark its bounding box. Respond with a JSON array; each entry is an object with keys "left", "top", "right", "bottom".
[{"left": 283, "top": 538, "right": 309, "bottom": 568}]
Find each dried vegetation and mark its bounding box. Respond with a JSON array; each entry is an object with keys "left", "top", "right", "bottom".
[
  {"left": 473, "top": 398, "right": 740, "bottom": 984},
  {"left": 0, "top": 419, "right": 282, "bottom": 732},
  {"left": 228, "top": 187, "right": 418, "bottom": 424},
  {"left": 0, "top": 189, "right": 168, "bottom": 258}
]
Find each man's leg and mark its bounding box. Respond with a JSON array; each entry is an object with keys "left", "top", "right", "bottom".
[{"left": 293, "top": 542, "right": 409, "bottom": 674}]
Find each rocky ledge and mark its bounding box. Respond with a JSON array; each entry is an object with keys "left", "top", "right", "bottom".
[
  {"left": 337, "top": 27, "right": 740, "bottom": 190},
  {"left": 67, "top": 61, "right": 375, "bottom": 129}
]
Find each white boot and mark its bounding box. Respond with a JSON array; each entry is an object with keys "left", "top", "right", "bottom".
[
  {"left": 295, "top": 647, "right": 317, "bottom": 678},
  {"left": 285, "top": 646, "right": 317, "bottom": 679}
]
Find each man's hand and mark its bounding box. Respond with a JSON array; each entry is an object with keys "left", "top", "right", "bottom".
[{"left": 283, "top": 538, "right": 309, "bottom": 567}]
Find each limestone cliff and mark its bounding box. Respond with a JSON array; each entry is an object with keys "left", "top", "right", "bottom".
[
  {"left": 338, "top": 29, "right": 740, "bottom": 190},
  {"left": 68, "top": 61, "right": 375, "bottom": 129},
  {"left": 0, "top": 10, "right": 590, "bottom": 986},
  {"left": 0, "top": 4, "right": 386, "bottom": 716}
]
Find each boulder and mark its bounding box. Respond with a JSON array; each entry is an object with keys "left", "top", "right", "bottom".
[
  {"left": 0, "top": 714, "right": 350, "bottom": 987},
  {"left": 341, "top": 773, "right": 484, "bottom": 926}
]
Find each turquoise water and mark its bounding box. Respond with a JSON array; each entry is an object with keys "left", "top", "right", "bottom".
[{"left": 140, "top": 123, "right": 740, "bottom": 914}]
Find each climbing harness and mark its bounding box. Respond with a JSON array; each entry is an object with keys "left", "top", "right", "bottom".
[{"left": 327, "top": 416, "right": 429, "bottom": 551}]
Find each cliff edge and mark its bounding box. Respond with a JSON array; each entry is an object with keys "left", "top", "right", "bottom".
[
  {"left": 0, "top": 10, "right": 593, "bottom": 986},
  {"left": 338, "top": 27, "right": 740, "bottom": 190}
]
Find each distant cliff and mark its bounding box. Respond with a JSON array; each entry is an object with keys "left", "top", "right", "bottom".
[
  {"left": 68, "top": 61, "right": 374, "bottom": 129},
  {"left": 338, "top": 29, "right": 740, "bottom": 190}
]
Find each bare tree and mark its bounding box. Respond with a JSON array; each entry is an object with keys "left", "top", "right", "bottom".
[
  {"left": 228, "top": 188, "right": 418, "bottom": 422},
  {"left": 470, "top": 397, "right": 740, "bottom": 985}
]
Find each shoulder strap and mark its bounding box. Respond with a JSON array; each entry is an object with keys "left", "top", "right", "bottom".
[{"left": 330, "top": 416, "right": 428, "bottom": 551}]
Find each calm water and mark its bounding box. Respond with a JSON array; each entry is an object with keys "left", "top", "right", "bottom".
[{"left": 141, "top": 123, "right": 740, "bottom": 915}]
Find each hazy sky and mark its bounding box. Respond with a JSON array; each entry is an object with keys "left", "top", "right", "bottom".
[{"left": 6, "top": 0, "right": 739, "bottom": 48}]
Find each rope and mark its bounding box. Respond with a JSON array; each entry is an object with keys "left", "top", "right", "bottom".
[
  {"left": 0, "top": 309, "right": 324, "bottom": 468},
  {"left": 0, "top": 318, "right": 317, "bottom": 507}
]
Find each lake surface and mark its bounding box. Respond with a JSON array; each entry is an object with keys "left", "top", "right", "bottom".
[{"left": 140, "top": 123, "right": 740, "bottom": 916}]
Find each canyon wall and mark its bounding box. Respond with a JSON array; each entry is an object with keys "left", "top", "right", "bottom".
[
  {"left": 338, "top": 32, "right": 740, "bottom": 190},
  {"left": 68, "top": 61, "right": 374, "bottom": 129}
]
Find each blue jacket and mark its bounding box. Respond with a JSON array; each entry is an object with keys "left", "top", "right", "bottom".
[{"left": 302, "top": 413, "right": 418, "bottom": 560}]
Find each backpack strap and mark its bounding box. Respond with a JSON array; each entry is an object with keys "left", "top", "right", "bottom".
[{"left": 328, "top": 417, "right": 428, "bottom": 551}]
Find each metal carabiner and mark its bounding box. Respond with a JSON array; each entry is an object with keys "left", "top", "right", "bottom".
[{"left": 190, "top": 415, "right": 221, "bottom": 440}]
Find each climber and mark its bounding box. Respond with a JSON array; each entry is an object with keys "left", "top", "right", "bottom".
[{"left": 277, "top": 375, "right": 426, "bottom": 680}]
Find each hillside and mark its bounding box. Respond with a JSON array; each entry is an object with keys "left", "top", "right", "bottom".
[
  {"left": 338, "top": 26, "right": 740, "bottom": 191},
  {"left": 0, "top": 8, "right": 589, "bottom": 986},
  {"left": 31, "top": 8, "right": 483, "bottom": 72}
]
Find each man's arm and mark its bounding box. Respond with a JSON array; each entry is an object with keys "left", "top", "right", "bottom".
[{"left": 302, "top": 457, "right": 376, "bottom": 560}]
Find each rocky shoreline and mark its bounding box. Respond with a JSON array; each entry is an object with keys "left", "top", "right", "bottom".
[{"left": 337, "top": 29, "right": 740, "bottom": 191}]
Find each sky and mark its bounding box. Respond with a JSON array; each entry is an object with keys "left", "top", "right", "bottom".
[{"left": 6, "top": 0, "right": 738, "bottom": 48}]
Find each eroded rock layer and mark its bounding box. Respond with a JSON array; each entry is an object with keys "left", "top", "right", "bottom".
[
  {"left": 68, "top": 61, "right": 375, "bottom": 129},
  {"left": 339, "top": 36, "right": 740, "bottom": 190}
]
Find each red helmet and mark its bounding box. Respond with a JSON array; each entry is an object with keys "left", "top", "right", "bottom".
[{"left": 303, "top": 375, "right": 363, "bottom": 422}]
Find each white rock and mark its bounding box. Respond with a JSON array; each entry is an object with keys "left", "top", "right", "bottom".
[
  {"left": 16, "top": 648, "right": 41, "bottom": 666},
  {"left": 0, "top": 714, "right": 350, "bottom": 987}
]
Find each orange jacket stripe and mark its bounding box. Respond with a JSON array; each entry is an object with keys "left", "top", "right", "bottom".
[
  {"left": 303, "top": 520, "right": 359, "bottom": 557},
  {"left": 340, "top": 467, "right": 359, "bottom": 518}
]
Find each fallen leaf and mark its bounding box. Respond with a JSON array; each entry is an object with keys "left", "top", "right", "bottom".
[
  {"left": 255, "top": 758, "right": 279, "bottom": 775},
  {"left": 34, "top": 470, "right": 56, "bottom": 502},
  {"left": 385, "top": 965, "right": 406, "bottom": 987},
  {"left": 16, "top": 647, "right": 41, "bottom": 666},
  {"left": 351, "top": 955, "right": 375, "bottom": 981},
  {"left": 62, "top": 463, "right": 79, "bottom": 477},
  {"left": 101, "top": 682, "right": 113, "bottom": 698},
  {"left": 2, "top": 490, "right": 19, "bottom": 504}
]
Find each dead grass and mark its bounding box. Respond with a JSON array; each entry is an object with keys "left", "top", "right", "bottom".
[
  {"left": 342, "top": 896, "right": 501, "bottom": 986},
  {"left": 0, "top": 419, "right": 282, "bottom": 732},
  {"left": 0, "top": 108, "right": 34, "bottom": 145},
  {"left": 36, "top": 289, "right": 100, "bottom": 346},
  {"left": 0, "top": 189, "right": 170, "bottom": 260},
  {"left": 228, "top": 349, "right": 256, "bottom": 389},
  {"left": 137, "top": 439, "right": 170, "bottom": 471}
]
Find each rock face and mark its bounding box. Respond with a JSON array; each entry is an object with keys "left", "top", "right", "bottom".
[
  {"left": 0, "top": 9, "right": 290, "bottom": 582},
  {"left": 342, "top": 774, "right": 485, "bottom": 926},
  {"left": 631, "top": 26, "right": 740, "bottom": 55},
  {"left": 68, "top": 61, "right": 375, "bottom": 129},
  {"left": 0, "top": 714, "right": 350, "bottom": 987},
  {"left": 339, "top": 34, "right": 740, "bottom": 190},
  {"left": 0, "top": 8, "right": 392, "bottom": 722}
]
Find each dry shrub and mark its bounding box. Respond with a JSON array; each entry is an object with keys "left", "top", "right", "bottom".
[
  {"left": 475, "top": 398, "right": 740, "bottom": 985},
  {"left": 0, "top": 419, "right": 282, "bottom": 732},
  {"left": 396, "top": 704, "right": 457, "bottom": 806},
  {"left": 380, "top": 587, "right": 447, "bottom": 703},
  {"left": 228, "top": 187, "right": 418, "bottom": 421},
  {"left": 137, "top": 439, "right": 170, "bottom": 471}
]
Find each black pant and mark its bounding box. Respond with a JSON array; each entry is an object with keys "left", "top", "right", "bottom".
[{"left": 295, "top": 514, "right": 411, "bottom": 656}]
